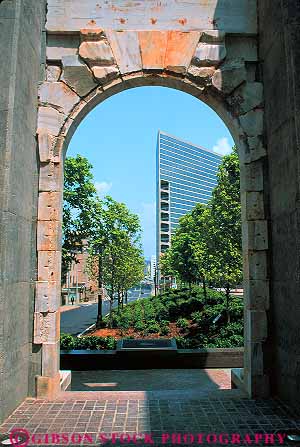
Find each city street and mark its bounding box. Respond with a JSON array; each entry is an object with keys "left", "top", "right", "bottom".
[{"left": 60, "top": 285, "right": 152, "bottom": 336}]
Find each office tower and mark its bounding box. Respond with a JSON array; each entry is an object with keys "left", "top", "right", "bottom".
[
  {"left": 156, "top": 131, "right": 223, "bottom": 261},
  {"left": 150, "top": 255, "right": 157, "bottom": 281}
]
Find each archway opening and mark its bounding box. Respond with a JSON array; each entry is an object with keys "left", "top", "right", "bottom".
[{"left": 59, "top": 84, "right": 243, "bottom": 393}]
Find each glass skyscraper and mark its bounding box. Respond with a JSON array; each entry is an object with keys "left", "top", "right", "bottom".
[{"left": 156, "top": 130, "right": 223, "bottom": 261}]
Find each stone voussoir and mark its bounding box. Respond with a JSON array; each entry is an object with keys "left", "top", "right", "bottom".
[
  {"left": 200, "top": 30, "right": 225, "bottom": 43},
  {"left": 106, "top": 30, "right": 142, "bottom": 74},
  {"left": 192, "top": 42, "right": 226, "bottom": 67},
  {"left": 39, "top": 81, "right": 80, "bottom": 115},
  {"left": 247, "top": 136, "right": 267, "bottom": 162},
  {"left": 212, "top": 59, "right": 247, "bottom": 95},
  {"left": 79, "top": 40, "right": 115, "bottom": 66},
  {"left": 37, "top": 106, "right": 66, "bottom": 137},
  {"left": 80, "top": 28, "right": 104, "bottom": 41},
  {"left": 240, "top": 109, "right": 264, "bottom": 137},
  {"left": 46, "top": 65, "right": 61, "bottom": 82},
  {"left": 187, "top": 66, "right": 215, "bottom": 85},
  {"left": 227, "top": 82, "right": 264, "bottom": 115},
  {"left": 92, "top": 66, "right": 120, "bottom": 84},
  {"left": 38, "top": 132, "right": 59, "bottom": 163},
  {"left": 61, "top": 55, "right": 98, "bottom": 97}
]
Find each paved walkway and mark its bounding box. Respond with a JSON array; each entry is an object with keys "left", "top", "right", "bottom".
[
  {"left": 70, "top": 369, "right": 231, "bottom": 392},
  {"left": 60, "top": 305, "right": 81, "bottom": 313},
  {"left": 1, "top": 370, "right": 300, "bottom": 446}
]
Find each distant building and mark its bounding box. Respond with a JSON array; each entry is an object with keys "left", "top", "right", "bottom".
[
  {"left": 150, "top": 255, "right": 157, "bottom": 281},
  {"left": 156, "top": 131, "right": 222, "bottom": 261},
  {"left": 62, "top": 240, "right": 98, "bottom": 305},
  {"left": 144, "top": 259, "right": 151, "bottom": 277}
]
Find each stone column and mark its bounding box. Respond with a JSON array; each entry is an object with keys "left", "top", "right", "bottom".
[{"left": 35, "top": 131, "right": 64, "bottom": 397}]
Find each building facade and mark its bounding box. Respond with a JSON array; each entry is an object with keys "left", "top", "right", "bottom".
[
  {"left": 62, "top": 241, "right": 99, "bottom": 305},
  {"left": 156, "top": 131, "right": 222, "bottom": 261},
  {"left": 150, "top": 255, "right": 157, "bottom": 281}
]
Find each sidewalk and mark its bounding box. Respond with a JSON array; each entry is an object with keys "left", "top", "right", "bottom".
[{"left": 60, "top": 304, "right": 80, "bottom": 313}]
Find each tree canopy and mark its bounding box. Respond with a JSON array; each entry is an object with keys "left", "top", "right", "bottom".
[
  {"left": 160, "top": 147, "right": 242, "bottom": 309},
  {"left": 63, "top": 155, "right": 145, "bottom": 326},
  {"left": 62, "top": 155, "right": 97, "bottom": 281}
]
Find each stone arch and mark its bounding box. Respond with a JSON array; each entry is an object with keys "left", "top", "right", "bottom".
[{"left": 35, "top": 28, "right": 269, "bottom": 398}]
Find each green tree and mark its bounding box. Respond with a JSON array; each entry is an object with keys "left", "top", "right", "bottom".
[
  {"left": 207, "top": 147, "right": 242, "bottom": 321},
  {"left": 160, "top": 212, "right": 199, "bottom": 293},
  {"left": 62, "top": 155, "right": 97, "bottom": 283},
  {"left": 115, "top": 242, "right": 145, "bottom": 309},
  {"left": 190, "top": 205, "right": 213, "bottom": 302},
  {"left": 87, "top": 196, "right": 144, "bottom": 327},
  {"left": 160, "top": 147, "right": 242, "bottom": 316}
]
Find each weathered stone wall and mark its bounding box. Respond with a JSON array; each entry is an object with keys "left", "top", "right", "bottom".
[
  {"left": 258, "top": 0, "right": 300, "bottom": 409},
  {"left": 46, "top": 0, "right": 257, "bottom": 34},
  {"left": 0, "top": 0, "right": 46, "bottom": 423}
]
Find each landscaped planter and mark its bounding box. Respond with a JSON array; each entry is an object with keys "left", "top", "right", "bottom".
[{"left": 60, "top": 347, "right": 243, "bottom": 370}]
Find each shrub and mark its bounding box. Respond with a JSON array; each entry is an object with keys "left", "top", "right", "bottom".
[
  {"left": 159, "top": 325, "right": 170, "bottom": 336},
  {"left": 60, "top": 334, "right": 117, "bottom": 350},
  {"left": 146, "top": 321, "right": 161, "bottom": 334},
  {"left": 191, "top": 311, "right": 202, "bottom": 324},
  {"left": 134, "top": 321, "right": 146, "bottom": 332},
  {"left": 60, "top": 333, "right": 75, "bottom": 351},
  {"left": 176, "top": 318, "right": 189, "bottom": 330}
]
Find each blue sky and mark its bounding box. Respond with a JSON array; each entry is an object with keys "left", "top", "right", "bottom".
[{"left": 67, "top": 86, "right": 234, "bottom": 259}]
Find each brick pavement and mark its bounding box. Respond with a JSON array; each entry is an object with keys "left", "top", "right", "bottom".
[{"left": 1, "top": 390, "right": 300, "bottom": 446}]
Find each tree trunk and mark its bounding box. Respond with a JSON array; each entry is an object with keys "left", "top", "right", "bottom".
[
  {"left": 125, "top": 291, "right": 128, "bottom": 304},
  {"left": 96, "top": 292, "right": 103, "bottom": 328},
  {"left": 202, "top": 277, "right": 207, "bottom": 303},
  {"left": 226, "top": 283, "right": 231, "bottom": 324},
  {"left": 109, "top": 297, "right": 113, "bottom": 328},
  {"left": 109, "top": 261, "right": 115, "bottom": 328},
  {"left": 117, "top": 289, "right": 121, "bottom": 313},
  {"left": 96, "top": 252, "right": 103, "bottom": 328}
]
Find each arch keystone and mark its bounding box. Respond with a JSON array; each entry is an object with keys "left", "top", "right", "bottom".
[
  {"left": 165, "top": 31, "right": 201, "bottom": 74},
  {"left": 139, "top": 31, "right": 168, "bottom": 71}
]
